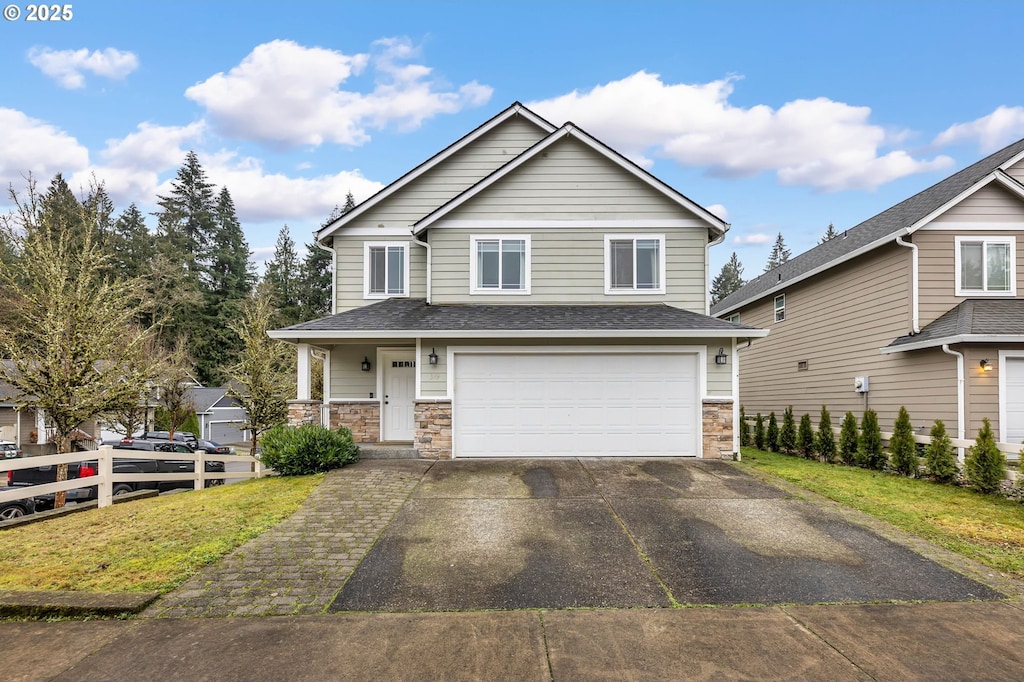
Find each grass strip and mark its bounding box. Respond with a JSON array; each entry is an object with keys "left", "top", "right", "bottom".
[
  {"left": 0, "top": 474, "right": 322, "bottom": 594},
  {"left": 737, "top": 448, "right": 1024, "bottom": 579}
]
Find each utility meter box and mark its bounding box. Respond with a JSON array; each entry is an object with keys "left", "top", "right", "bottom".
[{"left": 854, "top": 376, "right": 870, "bottom": 393}]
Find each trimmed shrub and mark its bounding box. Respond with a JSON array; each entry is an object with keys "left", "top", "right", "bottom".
[
  {"left": 964, "top": 418, "right": 1006, "bottom": 494},
  {"left": 858, "top": 410, "right": 886, "bottom": 470},
  {"left": 780, "top": 406, "right": 796, "bottom": 455},
  {"left": 767, "top": 412, "right": 779, "bottom": 452},
  {"left": 816, "top": 406, "right": 836, "bottom": 463},
  {"left": 797, "top": 413, "right": 815, "bottom": 459},
  {"left": 260, "top": 423, "right": 360, "bottom": 476},
  {"left": 754, "top": 413, "right": 765, "bottom": 450},
  {"left": 889, "top": 406, "right": 918, "bottom": 476},
  {"left": 739, "top": 405, "right": 751, "bottom": 447},
  {"left": 924, "top": 419, "right": 958, "bottom": 484},
  {"left": 839, "top": 411, "right": 859, "bottom": 465}
]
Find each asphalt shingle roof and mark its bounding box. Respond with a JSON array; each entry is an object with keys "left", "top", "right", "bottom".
[
  {"left": 887, "top": 299, "right": 1024, "bottom": 348},
  {"left": 712, "top": 137, "right": 1024, "bottom": 315},
  {"left": 276, "top": 298, "right": 757, "bottom": 334}
]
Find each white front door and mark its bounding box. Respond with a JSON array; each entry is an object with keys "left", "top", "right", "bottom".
[{"left": 381, "top": 350, "right": 415, "bottom": 442}]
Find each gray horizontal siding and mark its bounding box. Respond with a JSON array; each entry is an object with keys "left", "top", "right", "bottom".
[
  {"left": 333, "top": 236, "right": 427, "bottom": 313},
  {"left": 329, "top": 344, "right": 379, "bottom": 399},
  {"left": 931, "top": 183, "right": 1024, "bottom": 222},
  {"left": 1007, "top": 158, "right": 1024, "bottom": 184}
]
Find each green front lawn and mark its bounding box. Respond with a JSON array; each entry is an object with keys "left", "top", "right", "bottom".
[{"left": 737, "top": 448, "right": 1024, "bottom": 580}]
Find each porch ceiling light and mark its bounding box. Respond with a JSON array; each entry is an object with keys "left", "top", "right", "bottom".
[
  {"left": 428, "top": 348, "right": 439, "bottom": 365},
  {"left": 980, "top": 359, "right": 993, "bottom": 372},
  {"left": 361, "top": 357, "right": 372, "bottom": 372},
  {"left": 715, "top": 348, "right": 728, "bottom": 365}
]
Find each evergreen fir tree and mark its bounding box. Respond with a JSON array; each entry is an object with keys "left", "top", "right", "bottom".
[
  {"left": 858, "top": 410, "right": 886, "bottom": 470},
  {"left": 35, "top": 174, "right": 85, "bottom": 247},
  {"left": 264, "top": 225, "right": 302, "bottom": 325},
  {"left": 819, "top": 222, "right": 839, "bottom": 244},
  {"left": 924, "top": 419, "right": 958, "bottom": 483},
  {"left": 754, "top": 413, "right": 765, "bottom": 450},
  {"left": 839, "top": 411, "right": 859, "bottom": 465},
  {"left": 816, "top": 406, "right": 836, "bottom": 463},
  {"left": 780, "top": 405, "right": 796, "bottom": 454},
  {"left": 889, "top": 406, "right": 918, "bottom": 476},
  {"left": 964, "top": 418, "right": 1006, "bottom": 493},
  {"left": 797, "top": 413, "right": 815, "bottom": 458},
  {"left": 155, "top": 151, "right": 217, "bottom": 275},
  {"left": 710, "top": 252, "right": 745, "bottom": 305},
  {"left": 767, "top": 412, "right": 779, "bottom": 452},
  {"left": 739, "top": 405, "right": 751, "bottom": 447},
  {"left": 110, "top": 203, "right": 154, "bottom": 278},
  {"left": 82, "top": 181, "right": 116, "bottom": 247},
  {"left": 764, "top": 233, "right": 792, "bottom": 272}
]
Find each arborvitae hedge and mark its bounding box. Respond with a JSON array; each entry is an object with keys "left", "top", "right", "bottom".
[
  {"left": 797, "top": 413, "right": 815, "bottom": 458},
  {"left": 754, "top": 413, "right": 765, "bottom": 450},
  {"left": 924, "top": 419, "right": 958, "bottom": 483},
  {"left": 858, "top": 409, "right": 886, "bottom": 470},
  {"left": 889, "top": 406, "right": 919, "bottom": 476},
  {"left": 816, "top": 406, "right": 836, "bottom": 463},
  {"left": 767, "top": 412, "right": 779, "bottom": 453},
  {"left": 739, "top": 405, "right": 751, "bottom": 447},
  {"left": 839, "top": 411, "right": 859, "bottom": 465},
  {"left": 964, "top": 417, "right": 1006, "bottom": 493},
  {"left": 780, "top": 406, "right": 796, "bottom": 455}
]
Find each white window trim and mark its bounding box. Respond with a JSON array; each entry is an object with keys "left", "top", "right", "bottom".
[
  {"left": 954, "top": 235, "right": 1017, "bottom": 297},
  {"left": 469, "top": 235, "right": 532, "bottom": 295},
  {"left": 603, "top": 234, "right": 667, "bottom": 295},
  {"left": 727, "top": 313, "right": 740, "bottom": 324},
  {"left": 774, "top": 294, "right": 786, "bottom": 322},
  {"left": 363, "top": 242, "right": 411, "bottom": 299}
]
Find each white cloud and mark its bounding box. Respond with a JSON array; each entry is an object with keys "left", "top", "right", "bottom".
[
  {"left": 732, "top": 232, "right": 773, "bottom": 246},
  {"left": 185, "top": 38, "right": 492, "bottom": 148},
  {"left": 705, "top": 203, "right": 728, "bottom": 221},
  {"left": 27, "top": 47, "right": 139, "bottom": 89},
  {"left": 0, "top": 108, "right": 89, "bottom": 186},
  {"left": 933, "top": 106, "right": 1024, "bottom": 153},
  {"left": 529, "top": 72, "right": 953, "bottom": 192}
]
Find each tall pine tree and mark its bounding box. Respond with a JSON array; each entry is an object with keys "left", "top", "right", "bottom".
[
  {"left": 710, "top": 252, "right": 745, "bottom": 305},
  {"left": 110, "top": 203, "right": 154, "bottom": 279},
  {"left": 264, "top": 225, "right": 302, "bottom": 325},
  {"left": 819, "top": 222, "right": 839, "bottom": 244},
  {"left": 764, "top": 233, "right": 792, "bottom": 272}
]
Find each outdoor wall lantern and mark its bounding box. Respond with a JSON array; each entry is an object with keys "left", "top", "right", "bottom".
[
  {"left": 428, "top": 348, "right": 439, "bottom": 365},
  {"left": 980, "top": 359, "right": 993, "bottom": 372},
  {"left": 715, "top": 348, "right": 728, "bottom": 365},
  {"left": 361, "top": 357, "right": 372, "bottom": 372}
]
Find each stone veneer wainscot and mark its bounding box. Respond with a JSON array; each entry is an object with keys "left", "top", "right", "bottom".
[
  {"left": 702, "top": 399, "right": 735, "bottom": 460},
  {"left": 414, "top": 400, "right": 452, "bottom": 459},
  {"left": 328, "top": 401, "right": 380, "bottom": 444}
]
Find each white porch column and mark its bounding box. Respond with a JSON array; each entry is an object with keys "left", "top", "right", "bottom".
[
  {"left": 297, "top": 343, "right": 312, "bottom": 401},
  {"left": 321, "top": 349, "right": 332, "bottom": 402},
  {"left": 35, "top": 408, "right": 48, "bottom": 445}
]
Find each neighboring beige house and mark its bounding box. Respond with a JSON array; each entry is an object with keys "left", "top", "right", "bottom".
[
  {"left": 270, "top": 102, "right": 766, "bottom": 459},
  {"left": 712, "top": 137, "right": 1024, "bottom": 449}
]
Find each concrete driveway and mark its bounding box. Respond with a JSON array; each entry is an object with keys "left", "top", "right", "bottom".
[{"left": 329, "top": 458, "right": 1002, "bottom": 612}]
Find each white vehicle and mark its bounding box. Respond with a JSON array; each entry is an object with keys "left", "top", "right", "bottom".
[{"left": 0, "top": 440, "right": 22, "bottom": 459}]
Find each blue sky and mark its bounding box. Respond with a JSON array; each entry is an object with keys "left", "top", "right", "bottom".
[{"left": 2, "top": 1, "right": 1023, "bottom": 278}]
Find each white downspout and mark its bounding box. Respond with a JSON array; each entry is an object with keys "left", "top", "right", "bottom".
[
  {"left": 412, "top": 233, "right": 432, "bottom": 305},
  {"left": 941, "top": 344, "right": 966, "bottom": 461},
  {"left": 894, "top": 233, "right": 920, "bottom": 333},
  {"left": 313, "top": 238, "right": 337, "bottom": 315},
  {"left": 706, "top": 228, "right": 727, "bottom": 316}
]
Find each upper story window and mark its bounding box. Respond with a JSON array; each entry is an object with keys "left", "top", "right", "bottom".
[
  {"left": 364, "top": 242, "right": 408, "bottom": 299},
  {"left": 774, "top": 294, "right": 786, "bottom": 322},
  {"left": 470, "top": 235, "right": 530, "bottom": 294},
  {"left": 955, "top": 236, "right": 1016, "bottom": 296},
  {"left": 727, "top": 313, "right": 741, "bottom": 324},
  {"left": 605, "top": 234, "right": 666, "bottom": 294}
]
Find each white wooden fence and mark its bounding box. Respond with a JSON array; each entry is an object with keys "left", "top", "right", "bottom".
[{"left": 0, "top": 445, "right": 263, "bottom": 510}]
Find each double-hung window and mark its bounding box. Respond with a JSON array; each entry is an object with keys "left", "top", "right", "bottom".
[
  {"left": 774, "top": 294, "right": 786, "bottom": 322},
  {"left": 364, "top": 242, "right": 408, "bottom": 298},
  {"left": 470, "top": 236, "right": 530, "bottom": 294},
  {"left": 955, "top": 236, "right": 1016, "bottom": 296},
  {"left": 605, "top": 234, "right": 665, "bottom": 294}
]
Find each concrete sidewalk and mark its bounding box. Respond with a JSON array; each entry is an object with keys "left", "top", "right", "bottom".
[{"left": 4, "top": 601, "right": 1024, "bottom": 681}]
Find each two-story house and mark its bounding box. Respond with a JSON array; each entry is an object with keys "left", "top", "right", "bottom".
[
  {"left": 712, "top": 137, "right": 1024, "bottom": 449},
  {"left": 270, "top": 102, "right": 766, "bottom": 459}
]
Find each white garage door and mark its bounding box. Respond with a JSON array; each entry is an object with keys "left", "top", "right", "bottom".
[
  {"left": 1003, "top": 356, "right": 1024, "bottom": 443},
  {"left": 453, "top": 351, "right": 699, "bottom": 457}
]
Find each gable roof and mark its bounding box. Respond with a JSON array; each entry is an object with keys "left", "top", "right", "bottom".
[
  {"left": 882, "top": 299, "right": 1024, "bottom": 353},
  {"left": 711, "top": 137, "right": 1024, "bottom": 317},
  {"left": 269, "top": 298, "right": 765, "bottom": 341},
  {"left": 413, "top": 121, "right": 729, "bottom": 236},
  {"left": 316, "top": 102, "right": 557, "bottom": 242}
]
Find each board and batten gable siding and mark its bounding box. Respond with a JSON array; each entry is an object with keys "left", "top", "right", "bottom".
[
  {"left": 915, "top": 228, "right": 1024, "bottom": 329},
  {"left": 929, "top": 183, "right": 1024, "bottom": 224},
  {"left": 438, "top": 136, "right": 704, "bottom": 222},
  {"left": 332, "top": 235, "right": 427, "bottom": 313},
  {"left": 350, "top": 116, "right": 548, "bottom": 229},
  {"left": 414, "top": 337, "right": 733, "bottom": 398},
  {"left": 733, "top": 243, "right": 957, "bottom": 433},
  {"left": 429, "top": 227, "right": 706, "bottom": 307}
]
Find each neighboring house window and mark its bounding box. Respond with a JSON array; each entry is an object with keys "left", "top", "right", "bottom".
[
  {"left": 470, "top": 236, "right": 530, "bottom": 294},
  {"left": 955, "top": 236, "right": 1016, "bottom": 296},
  {"left": 604, "top": 234, "right": 666, "bottom": 294},
  {"left": 774, "top": 294, "right": 786, "bottom": 322},
  {"left": 727, "top": 313, "right": 740, "bottom": 324},
  {"left": 364, "top": 242, "right": 408, "bottom": 298}
]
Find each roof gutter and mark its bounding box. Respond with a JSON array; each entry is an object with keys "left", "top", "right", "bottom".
[
  {"left": 411, "top": 234, "right": 432, "bottom": 305},
  {"left": 894, "top": 230, "right": 919, "bottom": 333},
  {"left": 706, "top": 228, "right": 727, "bottom": 316},
  {"left": 268, "top": 328, "right": 771, "bottom": 342}
]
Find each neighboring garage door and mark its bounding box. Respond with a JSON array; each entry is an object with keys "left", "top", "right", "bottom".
[
  {"left": 453, "top": 350, "right": 699, "bottom": 457},
  {"left": 1003, "top": 355, "right": 1024, "bottom": 443}
]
